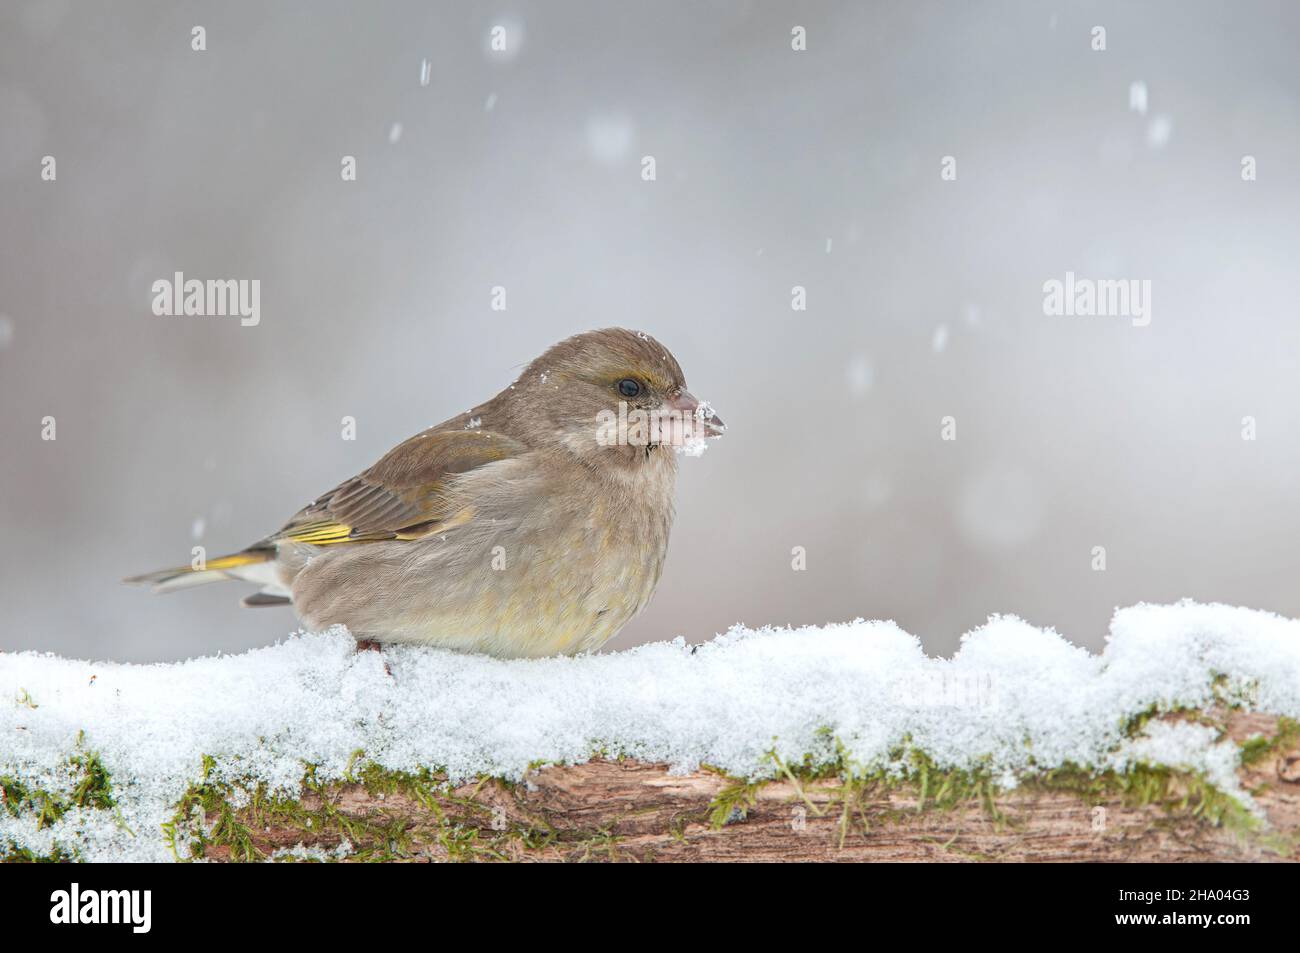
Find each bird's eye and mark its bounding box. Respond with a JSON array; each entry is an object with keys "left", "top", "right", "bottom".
[{"left": 617, "top": 378, "right": 642, "bottom": 398}]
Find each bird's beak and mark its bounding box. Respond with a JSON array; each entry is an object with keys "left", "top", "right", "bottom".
[{"left": 664, "top": 389, "right": 726, "bottom": 439}]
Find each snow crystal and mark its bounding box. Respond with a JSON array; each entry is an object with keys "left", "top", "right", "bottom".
[
  {"left": 1129, "top": 80, "right": 1148, "bottom": 116},
  {"left": 931, "top": 324, "right": 949, "bottom": 353},
  {"left": 1146, "top": 115, "right": 1173, "bottom": 149},
  {"left": 675, "top": 400, "right": 721, "bottom": 457},
  {"left": 846, "top": 355, "right": 873, "bottom": 397},
  {"left": 266, "top": 839, "right": 353, "bottom": 863},
  {"left": 2, "top": 601, "right": 1297, "bottom": 861},
  {"left": 586, "top": 114, "right": 635, "bottom": 164},
  {"left": 1109, "top": 720, "right": 1251, "bottom": 814}
]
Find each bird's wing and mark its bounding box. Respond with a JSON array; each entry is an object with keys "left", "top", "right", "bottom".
[{"left": 270, "top": 428, "right": 526, "bottom": 546}]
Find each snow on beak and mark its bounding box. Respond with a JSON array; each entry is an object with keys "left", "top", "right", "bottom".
[{"left": 663, "top": 389, "right": 726, "bottom": 444}]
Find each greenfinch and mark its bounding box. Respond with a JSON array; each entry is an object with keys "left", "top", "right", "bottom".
[{"left": 126, "top": 328, "right": 724, "bottom": 657}]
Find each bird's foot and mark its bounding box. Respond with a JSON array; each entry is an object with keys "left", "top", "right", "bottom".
[{"left": 354, "top": 638, "right": 392, "bottom": 676}]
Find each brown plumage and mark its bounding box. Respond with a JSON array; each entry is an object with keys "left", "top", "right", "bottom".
[{"left": 125, "top": 328, "right": 724, "bottom": 657}]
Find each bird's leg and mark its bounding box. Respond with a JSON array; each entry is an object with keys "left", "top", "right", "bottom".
[{"left": 354, "top": 638, "right": 392, "bottom": 676}]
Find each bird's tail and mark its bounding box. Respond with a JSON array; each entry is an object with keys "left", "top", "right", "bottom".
[{"left": 123, "top": 549, "right": 274, "bottom": 594}]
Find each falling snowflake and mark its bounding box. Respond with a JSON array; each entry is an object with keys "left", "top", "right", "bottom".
[
  {"left": 1146, "top": 115, "right": 1173, "bottom": 149},
  {"left": 932, "top": 324, "right": 949, "bottom": 353}
]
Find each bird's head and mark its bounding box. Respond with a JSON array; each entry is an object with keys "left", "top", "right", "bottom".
[{"left": 504, "top": 328, "right": 725, "bottom": 466}]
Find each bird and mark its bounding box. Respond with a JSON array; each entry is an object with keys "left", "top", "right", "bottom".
[{"left": 125, "top": 328, "right": 725, "bottom": 658}]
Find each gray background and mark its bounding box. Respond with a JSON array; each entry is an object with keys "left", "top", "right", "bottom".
[{"left": 2, "top": 1, "right": 1298, "bottom": 662}]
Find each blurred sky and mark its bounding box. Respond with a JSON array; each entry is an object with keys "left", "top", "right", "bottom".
[{"left": 2, "top": 0, "right": 1299, "bottom": 662}]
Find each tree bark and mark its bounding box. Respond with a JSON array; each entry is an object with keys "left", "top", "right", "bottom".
[{"left": 201, "top": 711, "right": 1300, "bottom": 862}]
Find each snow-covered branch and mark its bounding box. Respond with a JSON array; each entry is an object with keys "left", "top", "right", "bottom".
[{"left": 3, "top": 602, "right": 1298, "bottom": 861}]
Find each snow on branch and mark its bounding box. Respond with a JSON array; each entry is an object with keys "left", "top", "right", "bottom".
[{"left": 2, "top": 602, "right": 1299, "bottom": 861}]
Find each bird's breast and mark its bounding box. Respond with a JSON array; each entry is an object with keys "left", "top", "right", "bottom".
[{"left": 332, "top": 462, "right": 677, "bottom": 657}]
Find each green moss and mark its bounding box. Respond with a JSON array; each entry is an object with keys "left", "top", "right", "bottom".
[
  {"left": 706, "top": 775, "right": 765, "bottom": 829},
  {"left": 69, "top": 752, "right": 116, "bottom": 813},
  {"left": 1024, "top": 714, "right": 1292, "bottom": 853},
  {"left": 162, "top": 754, "right": 256, "bottom": 861},
  {"left": 700, "top": 727, "right": 1282, "bottom": 854},
  {"left": 1, "top": 840, "right": 75, "bottom": 863},
  {"left": 1210, "top": 672, "right": 1260, "bottom": 709},
  {"left": 17, "top": 707, "right": 1297, "bottom": 862},
  {"left": 704, "top": 740, "right": 1006, "bottom": 841},
  {"left": 1118, "top": 702, "right": 1228, "bottom": 741},
  {"left": 1, "top": 745, "right": 118, "bottom": 863},
  {"left": 1, "top": 750, "right": 116, "bottom": 829},
  {"left": 1239, "top": 716, "right": 1299, "bottom": 767},
  {"left": 1030, "top": 761, "right": 1258, "bottom": 836},
  {"left": 1, "top": 776, "right": 63, "bottom": 830},
  {"left": 163, "top": 753, "right": 574, "bottom": 862}
]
